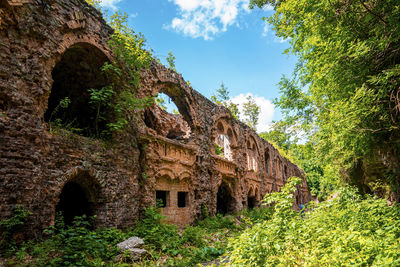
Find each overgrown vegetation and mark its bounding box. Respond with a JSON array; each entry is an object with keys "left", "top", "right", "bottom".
[
  {"left": 211, "top": 83, "right": 240, "bottom": 119},
  {"left": 48, "top": 4, "right": 154, "bottom": 139},
  {"left": 250, "top": 0, "right": 400, "bottom": 197},
  {"left": 2, "top": 206, "right": 254, "bottom": 266},
  {"left": 0, "top": 205, "right": 30, "bottom": 255},
  {"left": 227, "top": 177, "right": 400, "bottom": 266}
]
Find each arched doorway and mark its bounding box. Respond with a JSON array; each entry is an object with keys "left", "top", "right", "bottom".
[
  {"left": 56, "top": 181, "right": 92, "bottom": 225},
  {"left": 247, "top": 187, "right": 258, "bottom": 210},
  {"left": 44, "top": 43, "right": 110, "bottom": 137},
  {"left": 216, "top": 181, "right": 234, "bottom": 215}
]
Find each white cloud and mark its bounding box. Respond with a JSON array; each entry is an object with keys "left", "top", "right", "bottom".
[
  {"left": 262, "top": 24, "right": 269, "bottom": 37},
  {"left": 230, "top": 93, "right": 275, "bottom": 133},
  {"left": 99, "top": 0, "right": 121, "bottom": 10},
  {"left": 262, "top": 4, "right": 274, "bottom": 11},
  {"left": 168, "top": 0, "right": 250, "bottom": 40}
]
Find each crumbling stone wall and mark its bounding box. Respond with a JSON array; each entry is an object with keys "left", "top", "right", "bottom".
[{"left": 0, "top": 0, "right": 311, "bottom": 236}]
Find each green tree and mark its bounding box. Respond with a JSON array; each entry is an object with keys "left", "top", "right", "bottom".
[
  {"left": 250, "top": 0, "right": 400, "bottom": 194},
  {"left": 243, "top": 95, "right": 260, "bottom": 131},
  {"left": 211, "top": 83, "right": 240, "bottom": 119},
  {"left": 259, "top": 121, "right": 295, "bottom": 152}
]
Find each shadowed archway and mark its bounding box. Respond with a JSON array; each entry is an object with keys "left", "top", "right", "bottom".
[
  {"left": 216, "top": 181, "right": 235, "bottom": 215},
  {"left": 45, "top": 42, "right": 110, "bottom": 137}
]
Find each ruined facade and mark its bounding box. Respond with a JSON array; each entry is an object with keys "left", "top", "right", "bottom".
[{"left": 0, "top": 0, "right": 311, "bottom": 236}]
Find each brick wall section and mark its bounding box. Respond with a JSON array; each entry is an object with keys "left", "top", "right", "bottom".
[{"left": 0, "top": 0, "right": 311, "bottom": 235}]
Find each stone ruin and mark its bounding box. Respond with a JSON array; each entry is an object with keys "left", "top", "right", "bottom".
[{"left": 0, "top": 0, "right": 311, "bottom": 236}]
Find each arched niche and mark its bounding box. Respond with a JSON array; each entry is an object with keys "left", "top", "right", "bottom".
[
  {"left": 55, "top": 170, "right": 104, "bottom": 226},
  {"left": 44, "top": 42, "right": 110, "bottom": 138},
  {"left": 246, "top": 135, "right": 259, "bottom": 171},
  {"left": 144, "top": 90, "right": 193, "bottom": 142},
  {"left": 216, "top": 181, "right": 235, "bottom": 215},
  {"left": 247, "top": 186, "right": 259, "bottom": 209},
  {"left": 265, "top": 148, "right": 270, "bottom": 174},
  {"left": 213, "top": 118, "right": 237, "bottom": 161}
]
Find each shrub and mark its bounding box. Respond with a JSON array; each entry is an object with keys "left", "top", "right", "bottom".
[
  {"left": 227, "top": 177, "right": 400, "bottom": 266},
  {"left": 0, "top": 205, "right": 30, "bottom": 255},
  {"left": 128, "top": 206, "right": 181, "bottom": 255}
]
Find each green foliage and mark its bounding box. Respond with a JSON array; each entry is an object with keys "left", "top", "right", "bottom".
[
  {"left": 214, "top": 143, "right": 224, "bottom": 156},
  {"left": 196, "top": 214, "right": 238, "bottom": 232},
  {"left": 211, "top": 82, "right": 230, "bottom": 104},
  {"left": 250, "top": 0, "right": 400, "bottom": 192},
  {"left": 0, "top": 205, "right": 30, "bottom": 255},
  {"left": 242, "top": 95, "right": 260, "bottom": 131},
  {"left": 47, "top": 10, "right": 154, "bottom": 139},
  {"left": 166, "top": 50, "right": 176, "bottom": 71},
  {"left": 88, "top": 86, "right": 114, "bottom": 137},
  {"left": 129, "top": 206, "right": 181, "bottom": 254},
  {"left": 48, "top": 97, "right": 71, "bottom": 129},
  {"left": 155, "top": 93, "right": 167, "bottom": 110},
  {"left": 102, "top": 12, "right": 154, "bottom": 134},
  {"left": 211, "top": 83, "right": 240, "bottom": 119},
  {"left": 7, "top": 215, "right": 125, "bottom": 266},
  {"left": 85, "top": 0, "right": 101, "bottom": 9},
  {"left": 259, "top": 121, "right": 296, "bottom": 152},
  {"left": 227, "top": 178, "right": 400, "bottom": 266},
  {"left": 5, "top": 206, "right": 254, "bottom": 266}
]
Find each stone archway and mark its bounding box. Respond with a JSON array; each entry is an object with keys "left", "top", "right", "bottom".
[
  {"left": 56, "top": 181, "right": 92, "bottom": 225},
  {"left": 55, "top": 169, "right": 104, "bottom": 226},
  {"left": 44, "top": 42, "right": 110, "bottom": 137},
  {"left": 216, "top": 181, "right": 235, "bottom": 215}
]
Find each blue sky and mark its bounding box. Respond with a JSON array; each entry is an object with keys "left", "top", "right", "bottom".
[{"left": 99, "top": 0, "right": 297, "bottom": 132}]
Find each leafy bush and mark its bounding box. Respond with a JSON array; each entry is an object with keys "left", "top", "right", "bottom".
[
  {"left": 0, "top": 205, "right": 30, "bottom": 255},
  {"left": 227, "top": 177, "right": 400, "bottom": 266},
  {"left": 7, "top": 215, "right": 126, "bottom": 266},
  {"left": 196, "top": 214, "right": 238, "bottom": 232},
  {"left": 128, "top": 206, "right": 181, "bottom": 255},
  {"left": 181, "top": 226, "right": 205, "bottom": 247}
]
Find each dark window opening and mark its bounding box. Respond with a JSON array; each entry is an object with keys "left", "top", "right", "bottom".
[
  {"left": 178, "top": 192, "right": 188, "bottom": 208},
  {"left": 248, "top": 196, "right": 256, "bottom": 210},
  {"left": 144, "top": 108, "right": 157, "bottom": 129},
  {"left": 284, "top": 166, "right": 288, "bottom": 178},
  {"left": 156, "top": 190, "right": 168, "bottom": 208},
  {"left": 44, "top": 43, "right": 110, "bottom": 138},
  {"left": 265, "top": 151, "right": 270, "bottom": 174},
  {"left": 56, "top": 182, "right": 92, "bottom": 226},
  {"left": 217, "top": 182, "right": 234, "bottom": 215}
]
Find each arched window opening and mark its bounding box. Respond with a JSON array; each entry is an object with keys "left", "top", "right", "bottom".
[
  {"left": 247, "top": 187, "right": 257, "bottom": 210},
  {"left": 248, "top": 195, "right": 256, "bottom": 209},
  {"left": 265, "top": 150, "right": 270, "bottom": 174},
  {"left": 284, "top": 165, "right": 288, "bottom": 179},
  {"left": 56, "top": 181, "right": 92, "bottom": 226},
  {"left": 247, "top": 137, "right": 258, "bottom": 171},
  {"left": 216, "top": 182, "right": 234, "bottom": 215},
  {"left": 44, "top": 43, "right": 110, "bottom": 138},
  {"left": 214, "top": 120, "right": 235, "bottom": 161},
  {"left": 217, "top": 122, "right": 224, "bottom": 133},
  {"left": 144, "top": 92, "right": 192, "bottom": 142}
]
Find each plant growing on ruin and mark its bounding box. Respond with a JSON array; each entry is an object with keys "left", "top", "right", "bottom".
[
  {"left": 211, "top": 83, "right": 240, "bottom": 119},
  {"left": 215, "top": 144, "right": 224, "bottom": 156},
  {"left": 243, "top": 95, "right": 260, "bottom": 131},
  {"left": 155, "top": 93, "right": 167, "bottom": 110},
  {"left": 0, "top": 205, "right": 30, "bottom": 255},
  {"left": 48, "top": 97, "right": 71, "bottom": 129},
  {"left": 88, "top": 86, "right": 114, "bottom": 137},
  {"left": 166, "top": 50, "right": 176, "bottom": 71}
]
